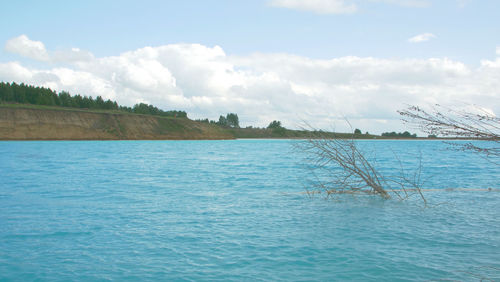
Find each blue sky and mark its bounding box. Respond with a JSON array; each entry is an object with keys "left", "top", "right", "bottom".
[
  {"left": 1, "top": 0, "right": 499, "bottom": 132},
  {"left": 1, "top": 0, "right": 498, "bottom": 62}
]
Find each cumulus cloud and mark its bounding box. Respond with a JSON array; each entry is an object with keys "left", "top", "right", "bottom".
[
  {"left": 0, "top": 61, "right": 34, "bottom": 81},
  {"left": 408, "top": 33, "right": 436, "bottom": 43},
  {"left": 51, "top": 48, "right": 94, "bottom": 63},
  {"left": 5, "top": 35, "right": 94, "bottom": 63},
  {"left": 5, "top": 35, "right": 50, "bottom": 61},
  {"left": 1, "top": 37, "right": 499, "bottom": 133},
  {"left": 268, "top": 0, "right": 357, "bottom": 14}
]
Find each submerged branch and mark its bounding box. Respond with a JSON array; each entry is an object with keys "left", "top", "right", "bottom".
[{"left": 297, "top": 129, "right": 427, "bottom": 203}]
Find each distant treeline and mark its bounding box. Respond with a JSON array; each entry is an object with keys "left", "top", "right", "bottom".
[
  {"left": 195, "top": 113, "right": 240, "bottom": 128},
  {"left": 0, "top": 82, "right": 187, "bottom": 118},
  {"left": 381, "top": 131, "right": 417, "bottom": 138}
]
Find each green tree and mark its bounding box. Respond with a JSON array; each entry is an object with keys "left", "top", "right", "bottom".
[
  {"left": 0, "top": 82, "right": 186, "bottom": 118},
  {"left": 73, "top": 94, "right": 84, "bottom": 108},
  {"left": 0, "top": 83, "right": 14, "bottom": 101},
  {"left": 381, "top": 131, "right": 417, "bottom": 138},
  {"left": 226, "top": 113, "right": 239, "bottom": 128},
  {"left": 267, "top": 120, "right": 286, "bottom": 136},
  {"left": 58, "top": 91, "right": 72, "bottom": 107},
  {"left": 267, "top": 120, "right": 283, "bottom": 129},
  {"left": 95, "top": 96, "right": 105, "bottom": 109},
  {"left": 217, "top": 115, "right": 228, "bottom": 127}
]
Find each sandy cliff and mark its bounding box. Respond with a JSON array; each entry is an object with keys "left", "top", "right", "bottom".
[{"left": 0, "top": 106, "right": 234, "bottom": 140}]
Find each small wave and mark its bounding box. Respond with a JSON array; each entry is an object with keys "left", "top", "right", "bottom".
[{"left": 5, "top": 231, "right": 93, "bottom": 239}]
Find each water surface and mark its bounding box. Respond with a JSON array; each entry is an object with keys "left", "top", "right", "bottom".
[{"left": 1, "top": 140, "right": 499, "bottom": 281}]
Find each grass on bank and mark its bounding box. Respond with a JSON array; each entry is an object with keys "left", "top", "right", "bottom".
[{"left": 1, "top": 102, "right": 441, "bottom": 140}]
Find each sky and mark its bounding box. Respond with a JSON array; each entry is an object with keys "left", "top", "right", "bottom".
[{"left": 0, "top": 0, "right": 499, "bottom": 133}]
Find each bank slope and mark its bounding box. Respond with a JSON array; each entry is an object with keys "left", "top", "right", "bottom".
[{"left": 0, "top": 106, "right": 234, "bottom": 140}]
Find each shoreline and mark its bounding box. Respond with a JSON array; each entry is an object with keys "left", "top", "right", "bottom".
[
  {"left": 0, "top": 137, "right": 488, "bottom": 141},
  {"left": 1, "top": 104, "right": 496, "bottom": 142}
]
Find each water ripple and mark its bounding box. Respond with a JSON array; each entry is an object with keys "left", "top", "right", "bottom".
[{"left": 0, "top": 140, "right": 499, "bottom": 281}]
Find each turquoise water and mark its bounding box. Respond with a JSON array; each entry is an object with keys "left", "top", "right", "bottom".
[{"left": 0, "top": 140, "right": 499, "bottom": 281}]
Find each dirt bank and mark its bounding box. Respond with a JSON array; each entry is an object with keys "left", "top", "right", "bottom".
[{"left": 0, "top": 106, "right": 234, "bottom": 140}]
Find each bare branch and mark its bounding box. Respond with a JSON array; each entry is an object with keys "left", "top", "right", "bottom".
[
  {"left": 399, "top": 104, "right": 499, "bottom": 159},
  {"left": 296, "top": 127, "right": 426, "bottom": 204}
]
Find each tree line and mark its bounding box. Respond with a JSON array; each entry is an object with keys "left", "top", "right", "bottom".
[
  {"left": 196, "top": 113, "right": 240, "bottom": 128},
  {"left": 381, "top": 131, "right": 417, "bottom": 138},
  {"left": 0, "top": 82, "right": 187, "bottom": 118}
]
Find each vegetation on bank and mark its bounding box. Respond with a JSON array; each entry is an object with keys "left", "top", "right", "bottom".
[
  {"left": 381, "top": 131, "right": 417, "bottom": 138},
  {"left": 195, "top": 113, "right": 240, "bottom": 128},
  {"left": 195, "top": 115, "right": 390, "bottom": 139},
  {"left": 0, "top": 82, "right": 186, "bottom": 118},
  {"left": 228, "top": 127, "right": 381, "bottom": 139},
  {"left": 0, "top": 106, "right": 233, "bottom": 140},
  {"left": 1, "top": 82, "right": 428, "bottom": 140}
]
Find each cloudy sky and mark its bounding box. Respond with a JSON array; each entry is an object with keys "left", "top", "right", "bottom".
[{"left": 1, "top": 0, "right": 499, "bottom": 133}]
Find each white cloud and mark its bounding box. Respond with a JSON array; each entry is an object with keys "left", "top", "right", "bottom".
[
  {"left": 268, "top": 0, "right": 430, "bottom": 14},
  {"left": 5, "top": 35, "right": 94, "bottom": 63},
  {"left": 408, "top": 33, "right": 436, "bottom": 43},
  {"left": 496, "top": 46, "right": 500, "bottom": 57},
  {"left": 268, "top": 0, "right": 357, "bottom": 14},
  {"left": 1, "top": 38, "right": 499, "bottom": 134},
  {"left": 0, "top": 61, "right": 34, "bottom": 81},
  {"left": 5, "top": 35, "right": 50, "bottom": 61},
  {"left": 52, "top": 48, "right": 94, "bottom": 63},
  {"left": 371, "top": 0, "right": 430, "bottom": 8}
]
